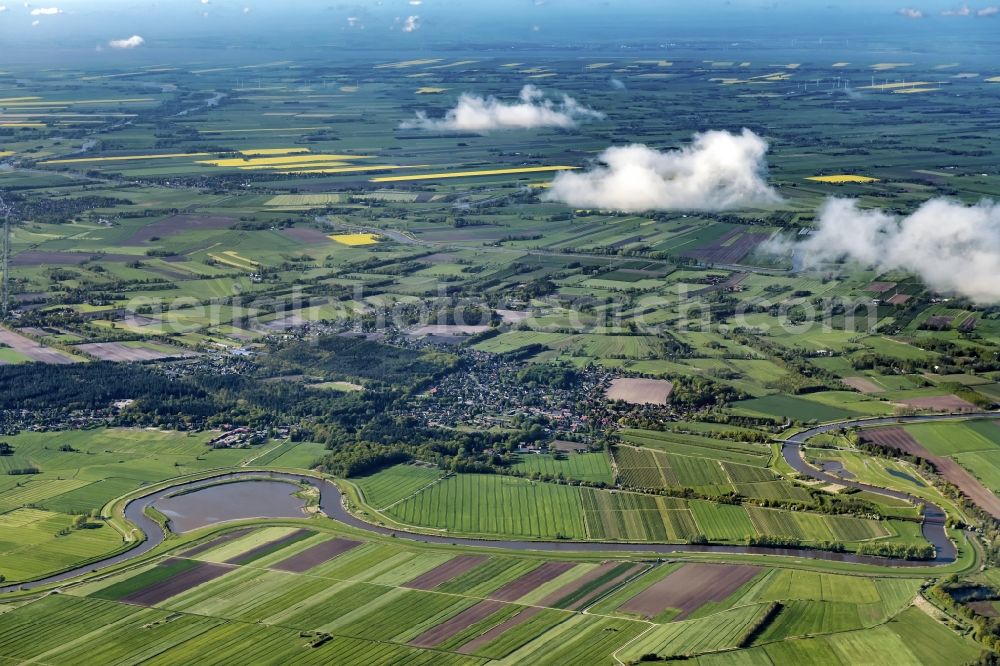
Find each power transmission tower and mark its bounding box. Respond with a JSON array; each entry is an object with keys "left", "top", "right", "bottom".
[{"left": 0, "top": 192, "right": 10, "bottom": 319}]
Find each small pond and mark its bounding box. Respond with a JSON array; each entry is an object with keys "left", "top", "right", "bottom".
[{"left": 155, "top": 480, "right": 307, "bottom": 533}]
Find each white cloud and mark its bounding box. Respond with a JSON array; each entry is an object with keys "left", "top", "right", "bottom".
[
  {"left": 781, "top": 198, "right": 1000, "bottom": 303},
  {"left": 942, "top": 3, "right": 972, "bottom": 15},
  {"left": 402, "top": 85, "right": 604, "bottom": 132},
  {"left": 409, "top": 0, "right": 422, "bottom": 5},
  {"left": 0, "top": 6, "right": 7, "bottom": 12},
  {"left": 978, "top": 6, "right": 999, "bottom": 15},
  {"left": 897, "top": 7, "right": 924, "bottom": 18},
  {"left": 402, "top": 14, "right": 420, "bottom": 32},
  {"left": 109, "top": 35, "right": 144, "bottom": 49},
  {"left": 30, "top": 6, "right": 61, "bottom": 14},
  {"left": 542, "top": 129, "right": 781, "bottom": 213},
  {"left": 610, "top": 77, "right": 626, "bottom": 90},
  {"left": 30, "top": 18, "right": 38, "bottom": 25}
]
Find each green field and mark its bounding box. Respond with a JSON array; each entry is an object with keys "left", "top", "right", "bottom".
[
  {"left": 362, "top": 467, "right": 925, "bottom": 549},
  {"left": 0, "top": 429, "right": 262, "bottom": 583},
  {"left": 0, "top": 523, "right": 970, "bottom": 665},
  {"left": 1, "top": 23, "right": 1000, "bottom": 665},
  {"left": 509, "top": 452, "right": 614, "bottom": 484}
]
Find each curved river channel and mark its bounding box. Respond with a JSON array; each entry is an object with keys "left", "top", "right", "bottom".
[{"left": 4, "top": 412, "right": 996, "bottom": 594}]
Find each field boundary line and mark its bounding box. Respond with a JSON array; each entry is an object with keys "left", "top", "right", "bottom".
[
  {"left": 612, "top": 621, "right": 657, "bottom": 666},
  {"left": 379, "top": 471, "right": 451, "bottom": 512},
  {"left": 240, "top": 439, "right": 289, "bottom": 467},
  {"left": 580, "top": 562, "right": 656, "bottom": 616}
]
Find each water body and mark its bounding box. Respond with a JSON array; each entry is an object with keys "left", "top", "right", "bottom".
[
  {"left": 2, "top": 450, "right": 984, "bottom": 596},
  {"left": 887, "top": 468, "right": 926, "bottom": 488},
  {"left": 156, "top": 480, "right": 306, "bottom": 532}
]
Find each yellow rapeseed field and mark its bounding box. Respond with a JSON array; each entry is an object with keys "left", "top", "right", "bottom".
[
  {"left": 370, "top": 166, "right": 579, "bottom": 183},
  {"left": 806, "top": 175, "right": 880, "bottom": 183},
  {"left": 198, "top": 154, "right": 372, "bottom": 168},
  {"left": 240, "top": 148, "right": 311, "bottom": 156},
  {"left": 330, "top": 233, "right": 381, "bottom": 246},
  {"left": 416, "top": 87, "right": 449, "bottom": 94},
  {"left": 0, "top": 151, "right": 14, "bottom": 157},
  {"left": 238, "top": 162, "right": 351, "bottom": 171}
]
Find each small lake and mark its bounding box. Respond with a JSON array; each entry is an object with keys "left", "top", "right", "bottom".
[{"left": 155, "top": 480, "right": 307, "bottom": 533}]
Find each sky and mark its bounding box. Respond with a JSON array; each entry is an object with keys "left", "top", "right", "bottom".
[{"left": 1, "top": 1, "right": 998, "bottom": 57}]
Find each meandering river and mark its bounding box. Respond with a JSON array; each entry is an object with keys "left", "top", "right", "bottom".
[{"left": 4, "top": 411, "right": 996, "bottom": 595}]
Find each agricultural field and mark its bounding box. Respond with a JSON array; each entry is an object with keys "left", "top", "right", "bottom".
[
  {"left": 1, "top": 6, "right": 1000, "bottom": 663},
  {"left": 0, "top": 524, "right": 972, "bottom": 665},
  {"left": 359, "top": 466, "right": 928, "bottom": 550},
  {"left": 0, "top": 428, "right": 278, "bottom": 583}
]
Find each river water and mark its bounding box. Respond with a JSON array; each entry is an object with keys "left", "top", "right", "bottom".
[{"left": 155, "top": 480, "right": 307, "bottom": 532}]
